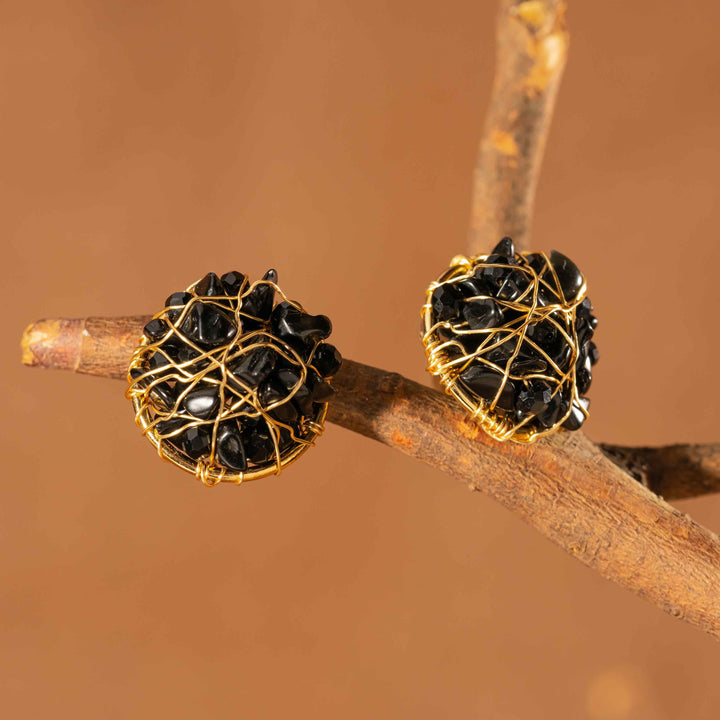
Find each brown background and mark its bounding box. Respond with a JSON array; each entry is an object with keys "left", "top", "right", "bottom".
[{"left": 3, "top": 1, "right": 720, "bottom": 717}]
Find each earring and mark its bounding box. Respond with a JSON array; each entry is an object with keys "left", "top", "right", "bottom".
[
  {"left": 421, "top": 237, "right": 598, "bottom": 443},
  {"left": 127, "top": 269, "right": 342, "bottom": 485}
]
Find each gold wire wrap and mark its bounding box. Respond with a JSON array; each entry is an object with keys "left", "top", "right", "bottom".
[
  {"left": 421, "top": 252, "right": 589, "bottom": 443},
  {"left": 126, "top": 275, "right": 330, "bottom": 485}
]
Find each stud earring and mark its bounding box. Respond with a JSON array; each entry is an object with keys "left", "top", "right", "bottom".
[
  {"left": 127, "top": 269, "right": 342, "bottom": 485},
  {"left": 421, "top": 237, "right": 598, "bottom": 443}
]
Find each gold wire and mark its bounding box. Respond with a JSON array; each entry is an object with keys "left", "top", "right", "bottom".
[
  {"left": 126, "top": 275, "right": 330, "bottom": 484},
  {"left": 421, "top": 252, "right": 589, "bottom": 443}
]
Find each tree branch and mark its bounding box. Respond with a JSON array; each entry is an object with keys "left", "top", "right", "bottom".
[
  {"left": 19, "top": 316, "right": 720, "bottom": 639},
  {"left": 469, "top": 0, "right": 568, "bottom": 254}
]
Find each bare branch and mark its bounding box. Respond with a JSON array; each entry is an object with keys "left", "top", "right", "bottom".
[
  {"left": 468, "top": 0, "right": 568, "bottom": 254},
  {"left": 20, "top": 316, "right": 720, "bottom": 639}
]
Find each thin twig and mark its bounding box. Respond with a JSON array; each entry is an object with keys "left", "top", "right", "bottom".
[
  {"left": 468, "top": 0, "right": 568, "bottom": 254},
  {"left": 19, "top": 316, "right": 720, "bottom": 639}
]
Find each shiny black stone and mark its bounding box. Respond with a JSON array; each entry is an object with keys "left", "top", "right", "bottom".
[
  {"left": 462, "top": 298, "right": 503, "bottom": 330},
  {"left": 588, "top": 341, "right": 600, "bottom": 365},
  {"left": 562, "top": 397, "right": 590, "bottom": 431},
  {"left": 311, "top": 343, "right": 342, "bottom": 378},
  {"left": 258, "top": 379, "right": 298, "bottom": 424},
  {"left": 431, "top": 284, "right": 464, "bottom": 322},
  {"left": 165, "top": 292, "right": 193, "bottom": 322},
  {"left": 144, "top": 318, "right": 169, "bottom": 341},
  {"left": 183, "top": 387, "right": 220, "bottom": 419},
  {"left": 241, "top": 280, "right": 275, "bottom": 324},
  {"left": 179, "top": 425, "right": 212, "bottom": 459},
  {"left": 458, "top": 367, "right": 516, "bottom": 412},
  {"left": 242, "top": 421, "right": 277, "bottom": 464},
  {"left": 149, "top": 381, "right": 177, "bottom": 411},
  {"left": 228, "top": 346, "right": 276, "bottom": 388},
  {"left": 491, "top": 236, "right": 515, "bottom": 257},
  {"left": 576, "top": 354, "right": 593, "bottom": 394},
  {"left": 524, "top": 252, "right": 547, "bottom": 277},
  {"left": 221, "top": 271, "right": 248, "bottom": 297},
  {"left": 180, "top": 303, "right": 237, "bottom": 346},
  {"left": 455, "top": 276, "right": 492, "bottom": 299},
  {"left": 215, "top": 420, "right": 248, "bottom": 471},
  {"left": 310, "top": 379, "right": 335, "bottom": 403},
  {"left": 496, "top": 269, "right": 531, "bottom": 302},
  {"left": 263, "top": 268, "right": 278, "bottom": 283},
  {"left": 536, "top": 391, "right": 569, "bottom": 429},
  {"left": 156, "top": 417, "right": 188, "bottom": 437},
  {"left": 164, "top": 340, "right": 199, "bottom": 365},
  {"left": 194, "top": 272, "right": 224, "bottom": 297},
  {"left": 148, "top": 351, "right": 171, "bottom": 371},
  {"left": 277, "top": 368, "right": 313, "bottom": 416},
  {"left": 525, "top": 320, "right": 557, "bottom": 350},
  {"left": 271, "top": 301, "right": 331, "bottom": 354},
  {"left": 476, "top": 254, "right": 517, "bottom": 290},
  {"left": 515, "top": 380, "right": 553, "bottom": 415},
  {"left": 509, "top": 353, "right": 548, "bottom": 374},
  {"left": 549, "top": 250, "right": 584, "bottom": 301}
]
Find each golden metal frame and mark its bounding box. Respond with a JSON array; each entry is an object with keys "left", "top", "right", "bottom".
[
  {"left": 421, "top": 252, "right": 589, "bottom": 443},
  {"left": 127, "top": 274, "right": 330, "bottom": 486}
]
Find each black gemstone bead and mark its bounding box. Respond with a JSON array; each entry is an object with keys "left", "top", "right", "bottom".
[
  {"left": 148, "top": 351, "right": 171, "bottom": 371},
  {"left": 509, "top": 353, "right": 548, "bottom": 374},
  {"left": 525, "top": 320, "right": 557, "bottom": 350},
  {"left": 576, "top": 354, "right": 593, "bottom": 394},
  {"left": 180, "top": 303, "right": 237, "bottom": 346},
  {"left": 220, "top": 271, "right": 248, "bottom": 297},
  {"left": 242, "top": 421, "right": 277, "bottom": 465},
  {"left": 524, "top": 252, "right": 547, "bottom": 277},
  {"left": 164, "top": 292, "right": 193, "bottom": 322},
  {"left": 263, "top": 268, "right": 278, "bottom": 283},
  {"left": 549, "top": 250, "right": 584, "bottom": 301},
  {"left": 431, "top": 284, "right": 464, "bottom": 322},
  {"left": 241, "top": 281, "right": 275, "bottom": 324},
  {"left": 180, "top": 425, "right": 212, "bottom": 460},
  {"left": 496, "top": 269, "right": 531, "bottom": 302},
  {"left": 215, "top": 421, "right": 248, "bottom": 471},
  {"left": 536, "top": 391, "right": 569, "bottom": 429},
  {"left": 310, "top": 379, "right": 335, "bottom": 403},
  {"left": 164, "top": 340, "right": 199, "bottom": 365},
  {"left": 183, "top": 386, "right": 220, "bottom": 419},
  {"left": 311, "top": 343, "right": 342, "bottom": 378},
  {"left": 194, "top": 272, "right": 225, "bottom": 297},
  {"left": 562, "top": 397, "right": 590, "bottom": 431},
  {"left": 491, "top": 236, "right": 515, "bottom": 257},
  {"left": 462, "top": 298, "right": 503, "bottom": 330},
  {"left": 149, "top": 381, "right": 177, "bottom": 412},
  {"left": 228, "top": 346, "right": 277, "bottom": 388},
  {"left": 458, "top": 367, "right": 516, "bottom": 412},
  {"left": 258, "top": 379, "right": 298, "bottom": 424},
  {"left": 156, "top": 417, "right": 188, "bottom": 437},
  {"left": 277, "top": 368, "right": 313, "bottom": 416},
  {"left": 477, "top": 254, "right": 517, "bottom": 290},
  {"left": 455, "top": 276, "right": 492, "bottom": 299},
  {"left": 588, "top": 341, "right": 600, "bottom": 365},
  {"left": 144, "top": 318, "right": 169, "bottom": 341},
  {"left": 271, "top": 301, "right": 332, "bottom": 354},
  {"left": 515, "top": 380, "right": 553, "bottom": 415}
]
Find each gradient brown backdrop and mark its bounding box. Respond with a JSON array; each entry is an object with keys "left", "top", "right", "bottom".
[{"left": 3, "top": 1, "right": 720, "bottom": 718}]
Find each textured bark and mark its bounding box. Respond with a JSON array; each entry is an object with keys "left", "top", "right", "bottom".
[
  {"left": 19, "top": 316, "right": 720, "bottom": 639},
  {"left": 468, "top": 0, "right": 568, "bottom": 254}
]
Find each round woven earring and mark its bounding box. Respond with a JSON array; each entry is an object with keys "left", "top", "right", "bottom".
[
  {"left": 421, "top": 237, "right": 598, "bottom": 443},
  {"left": 127, "top": 269, "right": 342, "bottom": 485}
]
